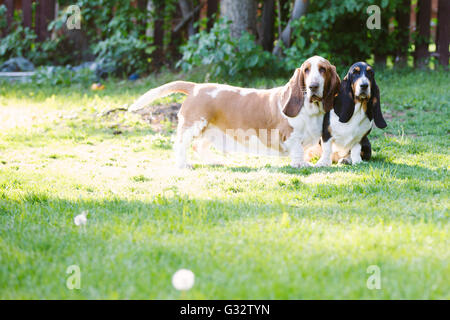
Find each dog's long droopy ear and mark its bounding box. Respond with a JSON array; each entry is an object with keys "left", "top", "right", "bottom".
[
  {"left": 281, "top": 68, "right": 304, "bottom": 117},
  {"left": 369, "top": 78, "right": 387, "bottom": 129},
  {"left": 335, "top": 74, "right": 355, "bottom": 123},
  {"left": 323, "top": 64, "right": 341, "bottom": 112}
]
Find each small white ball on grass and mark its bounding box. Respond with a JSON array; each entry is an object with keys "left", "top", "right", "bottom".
[
  {"left": 74, "top": 211, "right": 88, "bottom": 226},
  {"left": 172, "top": 269, "right": 195, "bottom": 291}
]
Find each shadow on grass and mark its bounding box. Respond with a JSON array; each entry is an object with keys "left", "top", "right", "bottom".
[
  {"left": 193, "top": 156, "right": 444, "bottom": 181},
  {"left": 0, "top": 193, "right": 424, "bottom": 227},
  {"left": 1, "top": 183, "right": 445, "bottom": 229}
]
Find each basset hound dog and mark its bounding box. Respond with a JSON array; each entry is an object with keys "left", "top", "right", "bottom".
[
  {"left": 315, "top": 62, "right": 387, "bottom": 166},
  {"left": 129, "top": 56, "right": 340, "bottom": 169}
]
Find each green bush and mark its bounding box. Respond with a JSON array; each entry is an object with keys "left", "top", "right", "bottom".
[
  {"left": 0, "top": 24, "right": 37, "bottom": 61},
  {"left": 0, "top": 4, "right": 7, "bottom": 30},
  {"left": 56, "top": 0, "right": 157, "bottom": 75},
  {"left": 57, "top": 0, "right": 149, "bottom": 41},
  {"left": 91, "top": 32, "right": 154, "bottom": 76},
  {"left": 178, "top": 19, "right": 275, "bottom": 78},
  {"left": 32, "top": 66, "right": 96, "bottom": 86},
  {"left": 284, "top": 0, "right": 405, "bottom": 68},
  {"left": 0, "top": 1, "right": 155, "bottom": 73},
  {"left": 0, "top": 23, "right": 64, "bottom": 66},
  {"left": 1, "top": 0, "right": 414, "bottom": 78},
  {"left": 179, "top": 1, "right": 408, "bottom": 77},
  {"left": 0, "top": 5, "right": 65, "bottom": 66}
]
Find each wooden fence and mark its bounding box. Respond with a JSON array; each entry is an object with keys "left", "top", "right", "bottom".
[{"left": 1, "top": 0, "right": 55, "bottom": 40}]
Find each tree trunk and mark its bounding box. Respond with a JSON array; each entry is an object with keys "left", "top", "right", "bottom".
[
  {"left": 220, "top": 0, "right": 257, "bottom": 38},
  {"left": 259, "top": 0, "right": 275, "bottom": 52},
  {"left": 206, "top": 0, "right": 219, "bottom": 31},
  {"left": 179, "top": 0, "right": 195, "bottom": 38},
  {"left": 395, "top": 0, "right": 411, "bottom": 67},
  {"left": 414, "top": 0, "right": 431, "bottom": 68},
  {"left": 273, "top": 0, "right": 309, "bottom": 55},
  {"left": 436, "top": 0, "right": 449, "bottom": 67}
]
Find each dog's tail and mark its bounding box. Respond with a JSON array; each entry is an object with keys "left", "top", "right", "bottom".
[{"left": 128, "top": 81, "right": 196, "bottom": 112}]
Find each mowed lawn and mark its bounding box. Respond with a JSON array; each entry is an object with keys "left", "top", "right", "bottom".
[{"left": 0, "top": 69, "right": 448, "bottom": 299}]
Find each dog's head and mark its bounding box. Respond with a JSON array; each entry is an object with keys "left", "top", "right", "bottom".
[
  {"left": 280, "top": 56, "right": 340, "bottom": 117},
  {"left": 334, "top": 62, "right": 387, "bottom": 128}
]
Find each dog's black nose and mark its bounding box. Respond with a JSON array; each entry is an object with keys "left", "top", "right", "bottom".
[
  {"left": 309, "top": 82, "right": 319, "bottom": 91},
  {"left": 360, "top": 83, "right": 369, "bottom": 89}
]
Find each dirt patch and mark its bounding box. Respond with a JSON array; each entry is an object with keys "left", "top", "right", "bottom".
[
  {"left": 100, "top": 103, "right": 181, "bottom": 133},
  {"left": 383, "top": 110, "right": 406, "bottom": 122},
  {"left": 135, "top": 103, "right": 180, "bottom": 132},
  {"left": 134, "top": 103, "right": 181, "bottom": 124},
  {"left": 385, "top": 132, "right": 418, "bottom": 138}
]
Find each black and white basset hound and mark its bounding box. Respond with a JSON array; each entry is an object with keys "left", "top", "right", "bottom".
[{"left": 315, "top": 62, "right": 387, "bottom": 166}]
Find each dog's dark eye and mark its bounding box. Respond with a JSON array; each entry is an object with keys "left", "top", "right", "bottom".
[
  {"left": 319, "top": 67, "right": 326, "bottom": 74},
  {"left": 305, "top": 68, "right": 310, "bottom": 74},
  {"left": 353, "top": 69, "right": 360, "bottom": 74}
]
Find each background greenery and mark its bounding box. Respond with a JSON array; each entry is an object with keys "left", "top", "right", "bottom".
[{"left": 0, "top": 0, "right": 444, "bottom": 79}]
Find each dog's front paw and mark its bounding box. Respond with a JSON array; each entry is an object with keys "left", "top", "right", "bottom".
[
  {"left": 176, "top": 162, "right": 193, "bottom": 169},
  {"left": 315, "top": 159, "right": 332, "bottom": 167},
  {"left": 291, "top": 161, "right": 312, "bottom": 168},
  {"left": 351, "top": 158, "right": 363, "bottom": 165},
  {"left": 338, "top": 158, "right": 352, "bottom": 165}
]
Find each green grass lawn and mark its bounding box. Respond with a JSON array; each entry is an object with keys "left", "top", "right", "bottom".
[{"left": 0, "top": 68, "right": 449, "bottom": 299}]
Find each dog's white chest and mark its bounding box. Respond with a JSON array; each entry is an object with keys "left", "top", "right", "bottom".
[
  {"left": 330, "top": 103, "right": 373, "bottom": 152},
  {"left": 286, "top": 102, "right": 324, "bottom": 149}
]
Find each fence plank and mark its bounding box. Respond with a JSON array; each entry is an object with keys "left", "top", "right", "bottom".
[
  {"left": 22, "top": 0, "right": 34, "bottom": 29},
  {"left": 35, "top": 0, "right": 55, "bottom": 41},
  {"left": 4, "top": 0, "right": 14, "bottom": 31},
  {"left": 152, "top": 0, "right": 166, "bottom": 67},
  {"left": 207, "top": 0, "right": 218, "bottom": 31},
  {"left": 45, "top": 0, "right": 56, "bottom": 31},
  {"left": 437, "top": 0, "right": 449, "bottom": 67},
  {"left": 414, "top": 0, "right": 432, "bottom": 67},
  {"left": 35, "top": 0, "right": 42, "bottom": 40},
  {"left": 395, "top": 0, "right": 411, "bottom": 66}
]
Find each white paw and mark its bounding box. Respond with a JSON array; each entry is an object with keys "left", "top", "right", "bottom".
[
  {"left": 176, "top": 163, "right": 193, "bottom": 169},
  {"left": 291, "top": 161, "right": 312, "bottom": 168},
  {"left": 315, "top": 159, "right": 332, "bottom": 167},
  {"left": 351, "top": 158, "right": 363, "bottom": 165}
]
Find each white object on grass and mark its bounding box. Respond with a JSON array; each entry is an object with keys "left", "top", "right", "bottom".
[
  {"left": 172, "top": 269, "right": 195, "bottom": 291},
  {"left": 74, "top": 211, "right": 88, "bottom": 226}
]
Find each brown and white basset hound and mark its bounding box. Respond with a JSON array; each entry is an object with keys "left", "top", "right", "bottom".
[
  {"left": 315, "top": 62, "right": 387, "bottom": 166},
  {"left": 129, "top": 56, "right": 340, "bottom": 168}
]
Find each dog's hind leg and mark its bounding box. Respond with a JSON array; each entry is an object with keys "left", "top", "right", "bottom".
[
  {"left": 174, "top": 115, "right": 208, "bottom": 169},
  {"left": 193, "top": 138, "right": 212, "bottom": 160}
]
